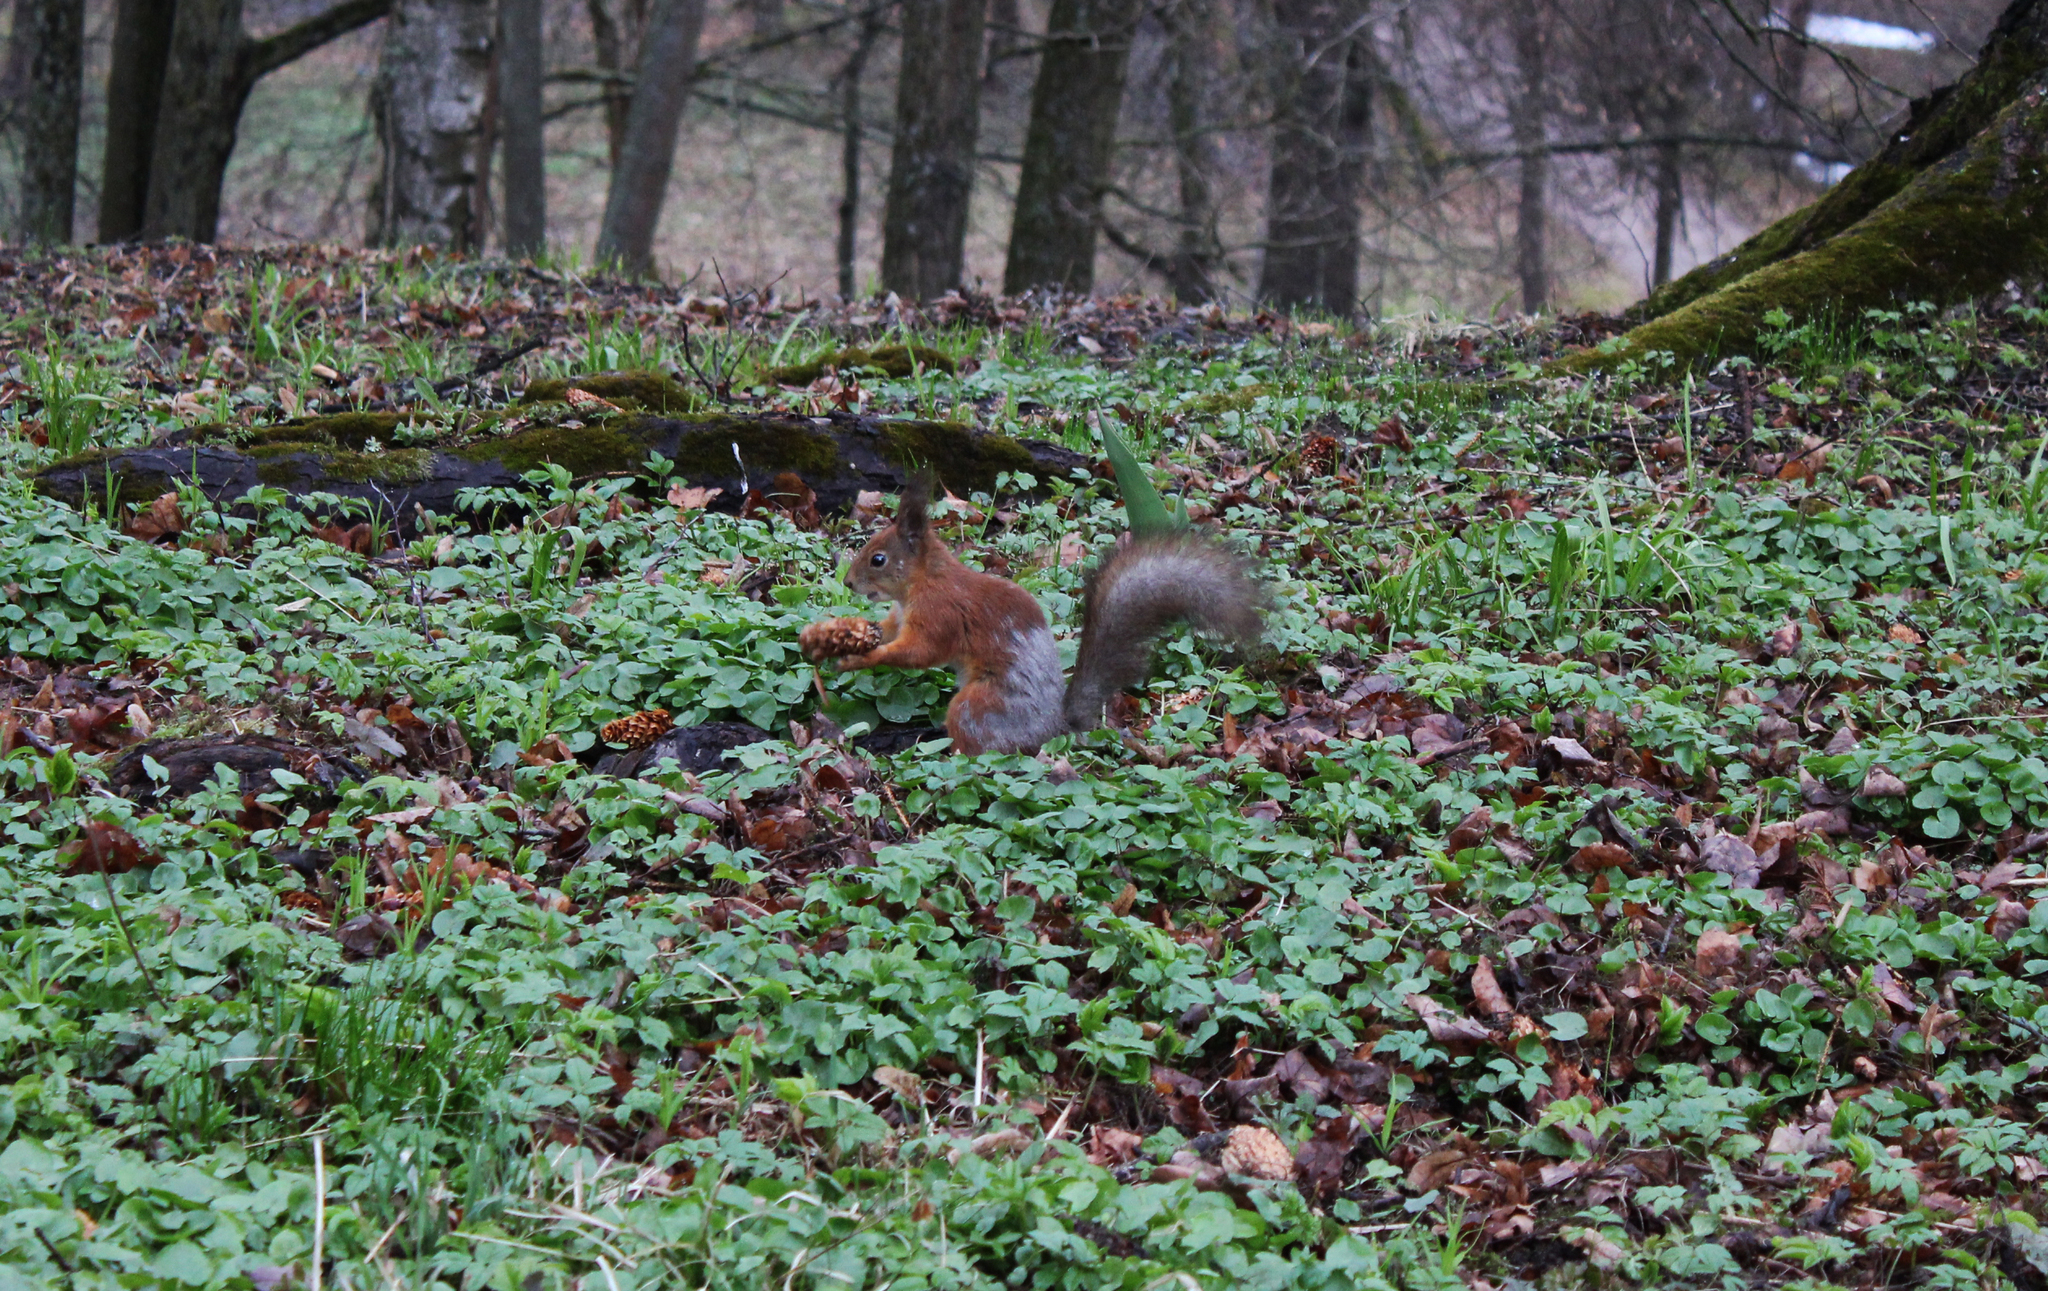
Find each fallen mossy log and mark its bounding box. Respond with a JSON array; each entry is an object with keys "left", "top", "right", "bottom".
[
  {"left": 1556, "top": 68, "right": 2048, "bottom": 375},
  {"left": 33, "top": 409, "right": 1092, "bottom": 535}
]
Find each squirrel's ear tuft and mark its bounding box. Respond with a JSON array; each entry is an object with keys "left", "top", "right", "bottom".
[{"left": 897, "top": 473, "right": 933, "bottom": 549}]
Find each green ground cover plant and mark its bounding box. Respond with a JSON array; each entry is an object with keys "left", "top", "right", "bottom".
[{"left": 0, "top": 245, "right": 2045, "bottom": 1289}]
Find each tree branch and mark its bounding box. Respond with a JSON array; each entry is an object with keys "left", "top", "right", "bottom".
[{"left": 243, "top": 0, "right": 392, "bottom": 82}]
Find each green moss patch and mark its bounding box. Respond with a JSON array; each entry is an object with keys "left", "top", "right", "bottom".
[
  {"left": 521, "top": 370, "right": 703, "bottom": 414},
  {"left": 665, "top": 414, "right": 844, "bottom": 482},
  {"left": 324, "top": 448, "right": 433, "bottom": 484},
  {"left": 455, "top": 422, "right": 649, "bottom": 477},
  {"left": 875, "top": 420, "right": 1035, "bottom": 494},
  {"left": 763, "top": 344, "right": 956, "bottom": 387}
]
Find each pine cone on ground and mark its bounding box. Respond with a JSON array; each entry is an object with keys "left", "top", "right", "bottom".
[
  {"left": 801, "top": 616, "right": 882, "bottom": 662},
  {"left": 1219, "top": 1125, "right": 1294, "bottom": 1181},
  {"left": 1299, "top": 434, "right": 1339, "bottom": 479},
  {"left": 601, "top": 709, "right": 673, "bottom": 748}
]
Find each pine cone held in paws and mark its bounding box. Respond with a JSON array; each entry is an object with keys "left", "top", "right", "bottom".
[
  {"left": 600, "top": 709, "right": 673, "bottom": 748},
  {"left": 801, "top": 617, "right": 882, "bottom": 662}
]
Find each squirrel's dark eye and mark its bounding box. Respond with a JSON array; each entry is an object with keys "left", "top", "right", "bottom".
[{"left": 870, "top": 552, "right": 887, "bottom": 567}]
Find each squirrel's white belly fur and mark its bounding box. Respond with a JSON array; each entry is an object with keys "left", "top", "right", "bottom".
[{"left": 954, "top": 625, "right": 1066, "bottom": 752}]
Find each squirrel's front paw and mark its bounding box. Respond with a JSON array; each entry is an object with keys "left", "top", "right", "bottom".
[
  {"left": 801, "top": 616, "right": 882, "bottom": 662},
  {"left": 835, "top": 653, "right": 872, "bottom": 672}
]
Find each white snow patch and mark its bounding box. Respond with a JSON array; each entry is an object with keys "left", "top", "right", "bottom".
[{"left": 1806, "top": 13, "right": 1936, "bottom": 52}]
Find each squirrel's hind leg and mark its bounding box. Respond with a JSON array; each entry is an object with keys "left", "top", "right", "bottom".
[{"left": 945, "top": 627, "right": 1066, "bottom": 754}]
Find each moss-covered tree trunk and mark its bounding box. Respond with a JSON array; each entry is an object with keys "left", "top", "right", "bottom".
[
  {"left": 1557, "top": 68, "right": 2048, "bottom": 374},
  {"left": 1620, "top": 0, "right": 2048, "bottom": 328}
]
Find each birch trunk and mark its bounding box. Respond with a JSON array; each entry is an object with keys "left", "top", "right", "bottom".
[{"left": 368, "top": 0, "right": 497, "bottom": 250}]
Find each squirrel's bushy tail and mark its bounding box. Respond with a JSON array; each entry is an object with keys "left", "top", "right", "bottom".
[{"left": 1063, "top": 533, "right": 1267, "bottom": 733}]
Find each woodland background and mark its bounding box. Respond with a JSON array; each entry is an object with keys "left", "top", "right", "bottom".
[{"left": 0, "top": 0, "right": 2009, "bottom": 313}]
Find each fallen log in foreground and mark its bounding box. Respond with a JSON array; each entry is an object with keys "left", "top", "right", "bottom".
[{"left": 34, "top": 407, "right": 1092, "bottom": 535}]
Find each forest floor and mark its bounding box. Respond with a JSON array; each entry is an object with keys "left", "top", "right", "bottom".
[{"left": 2, "top": 243, "right": 2048, "bottom": 1290}]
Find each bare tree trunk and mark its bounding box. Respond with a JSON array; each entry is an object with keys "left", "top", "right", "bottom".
[
  {"left": 142, "top": 0, "right": 390, "bottom": 241},
  {"left": 1, "top": 0, "right": 26, "bottom": 108},
  {"left": 1769, "top": 0, "right": 1814, "bottom": 157},
  {"left": 1162, "top": 0, "right": 1222, "bottom": 301},
  {"left": 593, "top": 0, "right": 706, "bottom": 274},
  {"left": 1003, "top": 0, "right": 1141, "bottom": 293},
  {"left": 498, "top": 0, "right": 545, "bottom": 255},
  {"left": 837, "top": 5, "right": 883, "bottom": 299},
  {"left": 1509, "top": 0, "right": 1545, "bottom": 313},
  {"left": 473, "top": 36, "right": 500, "bottom": 247},
  {"left": 984, "top": 0, "right": 1020, "bottom": 84},
  {"left": 1258, "top": 0, "right": 1371, "bottom": 313},
  {"left": 587, "top": 0, "right": 628, "bottom": 165},
  {"left": 367, "top": 0, "right": 496, "bottom": 250},
  {"left": 879, "top": 0, "right": 984, "bottom": 298},
  {"left": 98, "top": 0, "right": 175, "bottom": 241},
  {"left": 13, "top": 0, "right": 83, "bottom": 243},
  {"left": 1651, "top": 138, "right": 1681, "bottom": 287}
]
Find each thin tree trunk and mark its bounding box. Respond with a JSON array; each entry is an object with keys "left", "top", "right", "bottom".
[
  {"left": 879, "top": 0, "right": 984, "bottom": 298},
  {"left": 837, "top": 6, "right": 883, "bottom": 299},
  {"left": 99, "top": 0, "right": 176, "bottom": 241},
  {"left": 587, "top": 0, "right": 628, "bottom": 165},
  {"left": 593, "top": 0, "right": 706, "bottom": 274},
  {"left": 368, "top": 0, "right": 496, "bottom": 250},
  {"left": 1003, "top": 0, "right": 1141, "bottom": 293},
  {"left": 1258, "top": 0, "right": 1372, "bottom": 313},
  {"left": 14, "top": 0, "right": 83, "bottom": 243},
  {"left": 143, "top": 0, "right": 390, "bottom": 242},
  {"left": 1631, "top": 0, "right": 2048, "bottom": 323},
  {"left": 499, "top": 0, "right": 546, "bottom": 256},
  {"left": 1509, "top": 0, "right": 1545, "bottom": 313},
  {"left": 1162, "top": 0, "right": 1222, "bottom": 301},
  {"left": 1770, "top": 0, "right": 1814, "bottom": 156},
  {"left": 474, "top": 37, "right": 500, "bottom": 247},
  {"left": 984, "top": 0, "right": 1020, "bottom": 83},
  {"left": 1651, "top": 138, "right": 1681, "bottom": 287},
  {"left": 1, "top": 0, "right": 27, "bottom": 112}
]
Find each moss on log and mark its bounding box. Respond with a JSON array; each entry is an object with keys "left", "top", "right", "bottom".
[
  {"left": 1630, "top": 0, "right": 2048, "bottom": 326},
  {"left": 519, "top": 369, "right": 705, "bottom": 413},
  {"left": 34, "top": 409, "right": 1090, "bottom": 534},
  {"left": 762, "top": 344, "right": 957, "bottom": 387},
  {"left": 1557, "top": 71, "right": 2048, "bottom": 375}
]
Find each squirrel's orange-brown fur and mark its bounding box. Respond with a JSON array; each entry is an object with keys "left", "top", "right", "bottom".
[{"left": 831, "top": 477, "right": 1266, "bottom": 754}]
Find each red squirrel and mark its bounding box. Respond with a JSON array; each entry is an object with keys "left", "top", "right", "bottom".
[{"left": 807, "top": 478, "right": 1266, "bottom": 754}]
